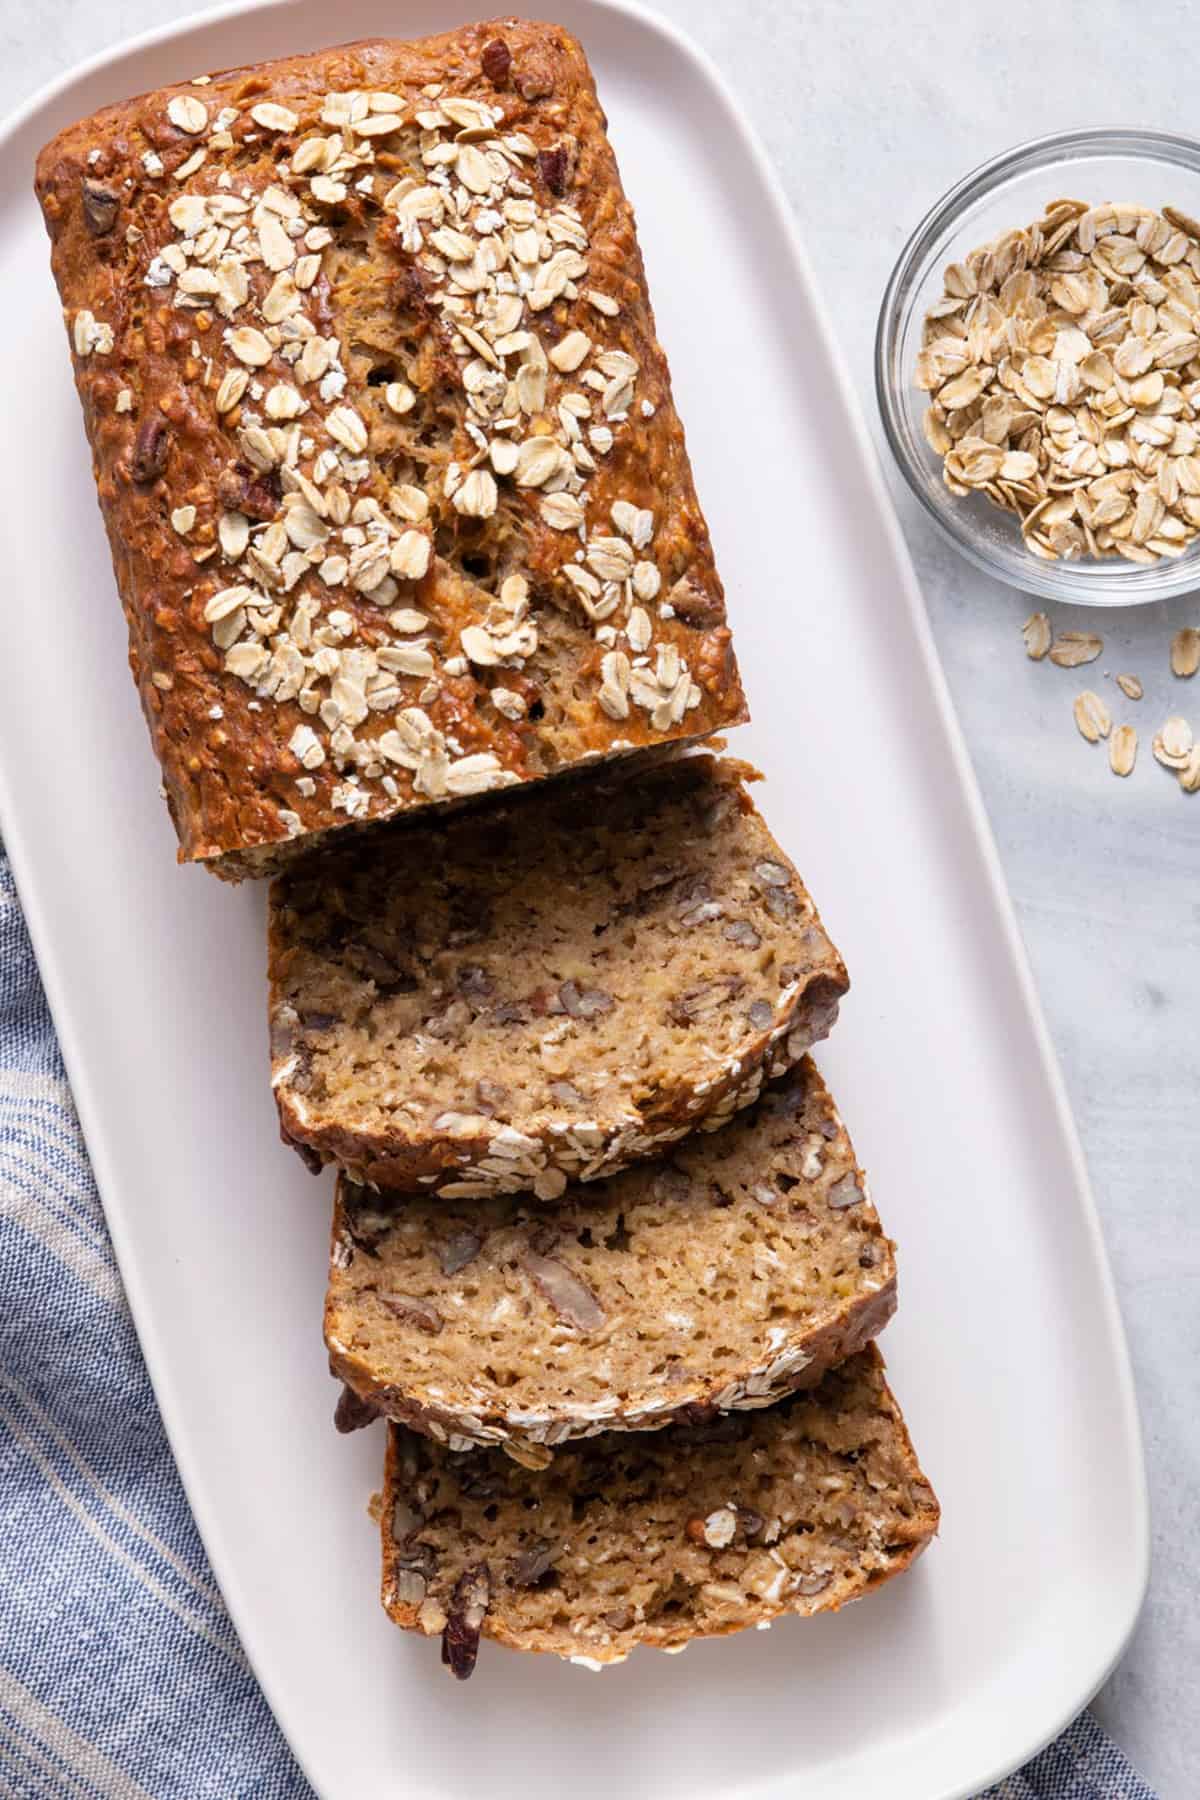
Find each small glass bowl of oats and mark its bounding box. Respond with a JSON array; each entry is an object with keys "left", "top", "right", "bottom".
[{"left": 876, "top": 127, "right": 1200, "bottom": 604}]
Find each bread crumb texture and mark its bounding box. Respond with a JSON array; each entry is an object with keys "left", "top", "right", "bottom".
[
  {"left": 269, "top": 756, "right": 848, "bottom": 1193},
  {"left": 328, "top": 1053, "right": 895, "bottom": 1459},
  {"left": 381, "top": 1346, "right": 939, "bottom": 1674}
]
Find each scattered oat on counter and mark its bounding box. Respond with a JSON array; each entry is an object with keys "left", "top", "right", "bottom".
[
  {"left": 1048, "top": 629, "right": 1103, "bottom": 666},
  {"left": 1021, "top": 612, "right": 1198, "bottom": 788},
  {"left": 1109, "top": 724, "right": 1138, "bottom": 776},
  {"left": 1073, "top": 690, "right": 1111, "bottom": 741},
  {"left": 1023, "top": 610, "right": 1052, "bottom": 658},
  {"left": 919, "top": 199, "right": 1200, "bottom": 564},
  {"left": 1156, "top": 715, "right": 1194, "bottom": 764},
  {"left": 1171, "top": 626, "right": 1200, "bottom": 675}
]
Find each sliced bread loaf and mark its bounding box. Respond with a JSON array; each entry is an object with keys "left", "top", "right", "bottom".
[
  {"left": 328, "top": 1059, "right": 894, "bottom": 1463},
  {"left": 269, "top": 756, "right": 848, "bottom": 1196},
  {"left": 381, "top": 1345, "right": 938, "bottom": 1675}
]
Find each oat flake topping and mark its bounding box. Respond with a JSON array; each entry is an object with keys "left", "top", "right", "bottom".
[{"left": 94, "top": 77, "right": 699, "bottom": 809}]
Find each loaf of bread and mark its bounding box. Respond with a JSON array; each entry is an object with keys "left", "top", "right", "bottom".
[
  {"left": 34, "top": 21, "right": 746, "bottom": 879},
  {"left": 269, "top": 755, "right": 848, "bottom": 1195},
  {"left": 328, "top": 1058, "right": 894, "bottom": 1464},
  {"left": 381, "top": 1345, "right": 937, "bottom": 1674}
]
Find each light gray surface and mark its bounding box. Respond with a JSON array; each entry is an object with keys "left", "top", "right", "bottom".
[{"left": 5, "top": 1, "right": 1197, "bottom": 1795}]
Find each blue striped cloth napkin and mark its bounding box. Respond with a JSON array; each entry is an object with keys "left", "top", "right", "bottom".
[{"left": 0, "top": 847, "right": 1156, "bottom": 1800}]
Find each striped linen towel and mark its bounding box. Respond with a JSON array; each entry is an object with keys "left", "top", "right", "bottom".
[{"left": 0, "top": 847, "right": 1156, "bottom": 1800}]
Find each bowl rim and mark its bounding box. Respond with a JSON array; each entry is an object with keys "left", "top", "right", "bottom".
[{"left": 874, "top": 125, "right": 1200, "bottom": 605}]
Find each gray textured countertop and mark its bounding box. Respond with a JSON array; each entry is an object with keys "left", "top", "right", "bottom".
[{"left": 5, "top": 2, "right": 1196, "bottom": 1794}]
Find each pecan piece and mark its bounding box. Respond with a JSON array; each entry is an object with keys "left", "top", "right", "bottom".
[
  {"left": 343, "top": 1199, "right": 393, "bottom": 1255},
  {"left": 216, "top": 463, "right": 278, "bottom": 522},
  {"left": 437, "top": 1229, "right": 482, "bottom": 1276},
  {"left": 480, "top": 37, "right": 512, "bottom": 84},
  {"left": 785, "top": 980, "right": 842, "bottom": 1052},
  {"left": 333, "top": 1385, "right": 379, "bottom": 1433},
  {"left": 391, "top": 1498, "right": 425, "bottom": 1544},
  {"left": 441, "top": 1564, "right": 491, "bottom": 1680},
  {"left": 558, "top": 979, "right": 614, "bottom": 1020},
  {"left": 395, "top": 1541, "right": 437, "bottom": 1580},
  {"left": 376, "top": 1291, "right": 444, "bottom": 1334},
  {"left": 795, "top": 1571, "right": 832, "bottom": 1597},
  {"left": 513, "top": 64, "right": 555, "bottom": 101},
  {"left": 342, "top": 942, "right": 415, "bottom": 990},
  {"left": 764, "top": 886, "right": 799, "bottom": 922},
  {"left": 283, "top": 1044, "right": 313, "bottom": 1095},
  {"left": 680, "top": 898, "right": 724, "bottom": 927},
  {"left": 509, "top": 1539, "right": 558, "bottom": 1586},
  {"left": 528, "top": 1221, "right": 559, "bottom": 1257},
  {"left": 457, "top": 964, "right": 493, "bottom": 1001},
  {"left": 131, "top": 418, "right": 169, "bottom": 484},
  {"left": 669, "top": 975, "right": 745, "bottom": 1025},
  {"left": 294, "top": 1141, "right": 324, "bottom": 1176},
  {"left": 827, "top": 1173, "right": 865, "bottom": 1210},
  {"left": 538, "top": 137, "right": 578, "bottom": 195},
  {"left": 81, "top": 178, "right": 119, "bottom": 236},
  {"left": 664, "top": 573, "right": 726, "bottom": 630},
  {"left": 522, "top": 1252, "right": 606, "bottom": 1331}
]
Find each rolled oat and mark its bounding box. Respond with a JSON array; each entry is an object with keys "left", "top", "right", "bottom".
[{"left": 920, "top": 199, "right": 1200, "bottom": 564}]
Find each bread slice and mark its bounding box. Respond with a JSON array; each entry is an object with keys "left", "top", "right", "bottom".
[
  {"left": 380, "top": 1346, "right": 938, "bottom": 1675},
  {"left": 328, "top": 1058, "right": 894, "bottom": 1464},
  {"left": 269, "top": 756, "right": 848, "bottom": 1195}
]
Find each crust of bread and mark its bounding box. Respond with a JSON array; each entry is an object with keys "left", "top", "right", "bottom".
[{"left": 35, "top": 21, "right": 746, "bottom": 878}]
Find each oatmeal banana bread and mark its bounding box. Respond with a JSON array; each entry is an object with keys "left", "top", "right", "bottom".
[
  {"left": 381, "top": 1345, "right": 938, "bottom": 1674},
  {"left": 269, "top": 756, "right": 848, "bottom": 1195},
  {"left": 35, "top": 20, "right": 746, "bottom": 881},
  {"left": 328, "top": 1058, "right": 894, "bottom": 1463}
]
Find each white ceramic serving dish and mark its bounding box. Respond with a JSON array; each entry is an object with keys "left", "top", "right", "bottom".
[{"left": 0, "top": 4, "right": 1148, "bottom": 1798}]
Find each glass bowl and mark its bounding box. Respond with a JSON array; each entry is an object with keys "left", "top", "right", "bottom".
[{"left": 876, "top": 127, "right": 1200, "bottom": 605}]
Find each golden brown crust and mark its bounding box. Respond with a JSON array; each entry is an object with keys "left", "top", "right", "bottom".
[{"left": 35, "top": 21, "right": 746, "bottom": 878}]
